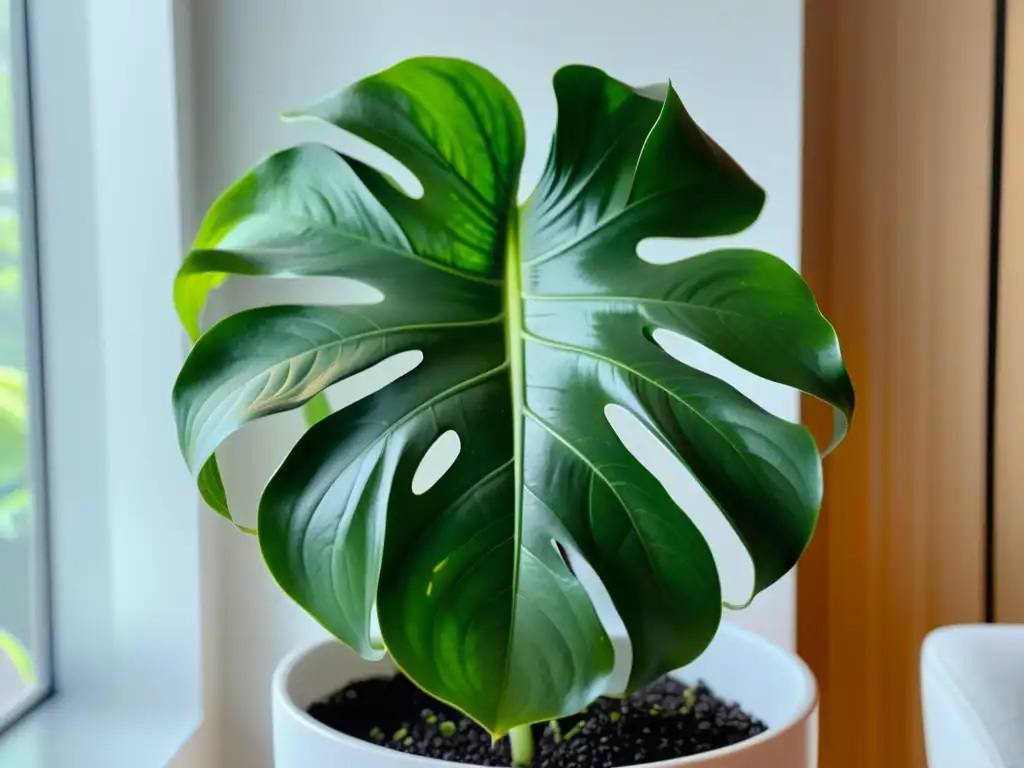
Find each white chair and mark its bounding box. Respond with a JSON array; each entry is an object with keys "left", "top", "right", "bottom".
[{"left": 921, "top": 625, "right": 1024, "bottom": 768}]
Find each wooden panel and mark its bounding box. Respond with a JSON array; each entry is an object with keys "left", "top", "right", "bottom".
[
  {"left": 996, "top": 1, "right": 1024, "bottom": 623},
  {"left": 799, "top": 2, "right": 993, "bottom": 767}
]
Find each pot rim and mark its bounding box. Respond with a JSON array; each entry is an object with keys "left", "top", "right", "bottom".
[{"left": 273, "top": 622, "right": 817, "bottom": 767}]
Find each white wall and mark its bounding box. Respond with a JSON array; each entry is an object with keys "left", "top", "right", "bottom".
[{"left": 187, "top": 2, "right": 804, "bottom": 765}]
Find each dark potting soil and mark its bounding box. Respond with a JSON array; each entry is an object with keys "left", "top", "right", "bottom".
[{"left": 308, "top": 672, "right": 768, "bottom": 767}]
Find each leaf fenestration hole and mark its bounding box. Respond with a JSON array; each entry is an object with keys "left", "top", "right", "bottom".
[
  {"left": 411, "top": 430, "right": 462, "bottom": 496},
  {"left": 208, "top": 277, "right": 384, "bottom": 327},
  {"left": 347, "top": 134, "right": 425, "bottom": 199},
  {"left": 551, "top": 537, "right": 633, "bottom": 697},
  {"left": 650, "top": 328, "right": 796, "bottom": 424},
  {"left": 301, "top": 126, "right": 424, "bottom": 199},
  {"left": 551, "top": 540, "right": 575, "bottom": 575},
  {"left": 213, "top": 350, "right": 424, "bottom": 531},
  {"left": 320, "top": 350, "right": 424, "bottom": 412},
  {"left": 636, "top": 235, "right": 745, "bottom": 265},
  {"left": 603, "top": 403, "right": 756, "bottom": 608}
]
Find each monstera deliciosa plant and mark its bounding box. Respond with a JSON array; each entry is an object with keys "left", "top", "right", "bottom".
[{"left": 173, "top": 57, "right": 852, "bottom": 765}]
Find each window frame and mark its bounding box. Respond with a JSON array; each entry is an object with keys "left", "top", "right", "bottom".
[
  {"left": 0, "top": 0, "right": 53, "bottom": 734},
  {"left": 0, "top": 0, "right": 207, "bottom": 764}
]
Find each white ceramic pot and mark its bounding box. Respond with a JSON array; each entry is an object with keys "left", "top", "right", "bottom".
[{"left": 273, "top": 623, "right": 818, "bottom": 767}]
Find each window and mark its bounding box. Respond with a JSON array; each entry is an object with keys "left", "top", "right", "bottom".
[
  {"left": 0, "top": 0, "right": 49, "bottom": 732},
  {"left": 0, "top": 0, "right": 207, "bottom": 761}
]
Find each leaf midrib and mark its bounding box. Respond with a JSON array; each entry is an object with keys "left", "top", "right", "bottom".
[{"left": 496, "top": 209, "right": 525, "bottom": 733}]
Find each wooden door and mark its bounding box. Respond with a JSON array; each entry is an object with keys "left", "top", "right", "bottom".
[
  {"left": 995, "top": 0, "right": 1024, "bottom": 625},
  {"left": 799, "top": 1, "right": 996, "bottom": 766}
]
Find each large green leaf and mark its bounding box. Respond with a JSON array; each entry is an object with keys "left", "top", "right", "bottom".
[{"left": 173, "top": 58, "right": 853, "bottom": 735}]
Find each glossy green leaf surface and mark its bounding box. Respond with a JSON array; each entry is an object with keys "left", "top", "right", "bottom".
[{"left": 173, "top": 58, "right": 853, "bottom": 735}]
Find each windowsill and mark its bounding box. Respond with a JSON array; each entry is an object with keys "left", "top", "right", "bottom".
[{"left": 0, "top": 690, "right": 200, "bottom": 768}]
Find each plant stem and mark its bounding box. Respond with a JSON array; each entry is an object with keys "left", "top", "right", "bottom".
[
  {"left": 509, "top": 724, "right": 535, "bottom": 767},
  {"left": 505, "top": 211, "right": 531, "bottom": 768}
]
